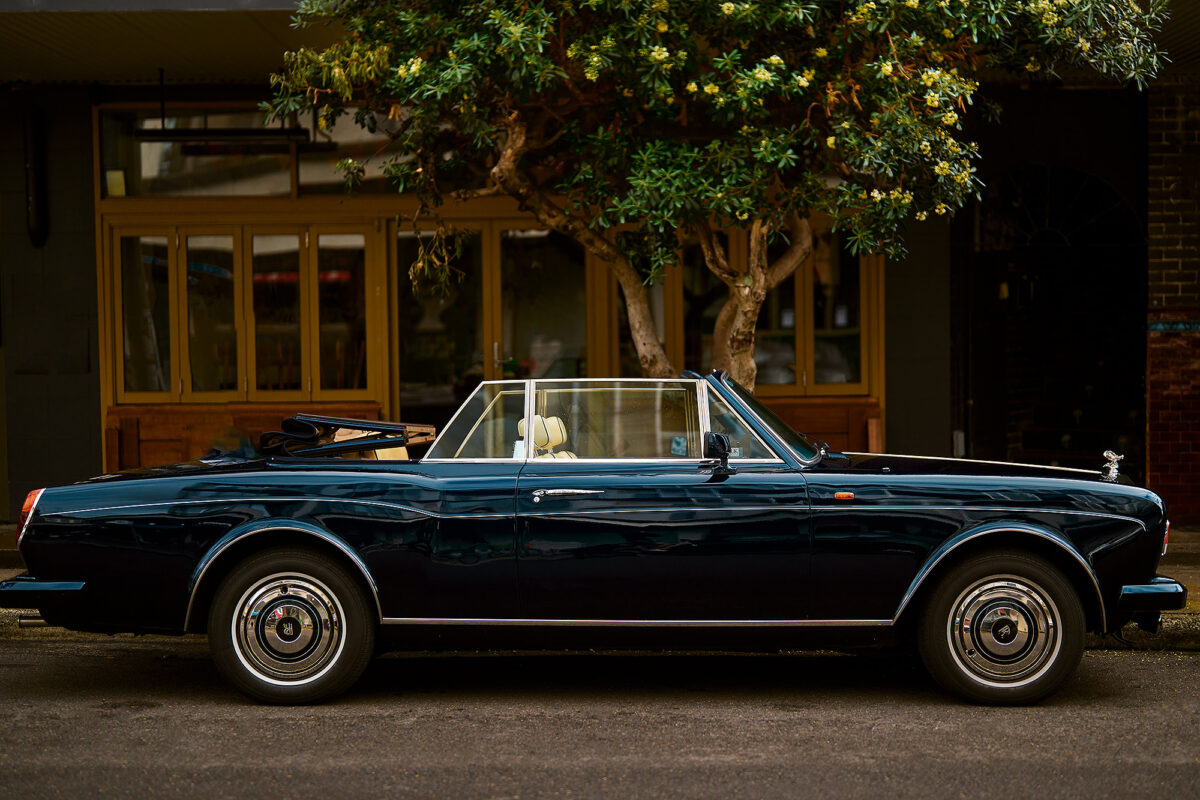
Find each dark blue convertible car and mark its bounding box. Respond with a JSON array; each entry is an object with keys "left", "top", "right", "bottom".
[{"left": 1, "top": 371, "right": 1186, "bottom": 704}]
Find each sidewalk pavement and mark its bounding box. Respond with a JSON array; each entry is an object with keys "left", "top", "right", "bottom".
[{"left": 1, "top": 521, "right": 1196, "bottom": 647}]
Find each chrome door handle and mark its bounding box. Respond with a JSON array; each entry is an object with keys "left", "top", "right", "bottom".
[{"left": 531, "top": 488, "right": 604, "bottom": 504}]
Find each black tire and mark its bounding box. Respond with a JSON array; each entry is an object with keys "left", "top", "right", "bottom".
[
  {"left": 916, "top": 549, "right": 1085, "bottom": 705},
  {"left": 208, "top": 547, "right": 375, "bottom": 704}
]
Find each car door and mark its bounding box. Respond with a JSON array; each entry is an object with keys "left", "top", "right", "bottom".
[
  {"left": 515, "top": 379, "right": 810, "bottom": 621},
  {"left": 373, "top": 380, "right": 528, "bottom": 619}
]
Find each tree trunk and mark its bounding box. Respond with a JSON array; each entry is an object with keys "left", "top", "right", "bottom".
[
  {"left": 610, "top": 257, "right": 675, "bottom": 378},
  {"left": 706, "top": 218, "right": 813, "bottom": 393}
]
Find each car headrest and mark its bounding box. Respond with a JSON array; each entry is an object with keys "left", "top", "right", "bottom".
[{"left": 518, "top": 415, "right": 566, "bottom": 449}]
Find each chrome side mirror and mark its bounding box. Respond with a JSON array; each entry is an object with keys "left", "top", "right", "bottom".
[{"left": 703, "top": 432, "right": 735, "bottom": 474}]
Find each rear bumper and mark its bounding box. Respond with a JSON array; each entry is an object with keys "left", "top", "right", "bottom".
[
  {"left": 0, "top": 574, "right": 86, "bottom": 610},
  {"left": 1117, "top": 576, "right": 1187, "bottom": 613}
]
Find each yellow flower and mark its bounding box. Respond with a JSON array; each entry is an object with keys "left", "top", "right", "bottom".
[
  {"left": 942, "top": 110, "right": 959, "bottom": 126},
  {"left": 871, "top": 189, "right": 884, "bottom": 202},
  {"left": 1078, "top": 37, "right": 1090, "bottom": 53},
  {"left": 767, "top": 55, "right": 784, "bottom": 66},
  {"left": 880, "top": 62, "right": 894, "bottom": 77},
  {"left": 919, "top": 140, "right": 931, "bottom": 155},
  {"left": 656, "top": 21, "right": 669, "bottom": 33},
  {"left": 915, "top": 210, "right": 928, "bottom": 220},
  {"left": 955, "top": 172, "right": 971, "bottom": 185},
  {"left": 815, "top": 48, "right": 828, "bottom": 58},
  {"left": 935, "top": 202, "right": 948, "bottom": 215},
  {"left": 721, "top": 2, "right": 735, "bottom": 14},
  {"left": 736, "top": 210, "right": 750, "bottom": 220},
  {"left": 686, "top": 81, "right": 698, "bottom": 93},
  {"left": 650, "top": 46, "right": 670, "bottom": 62},
  {"left": 925, "top": 93, "right": 940, "bottom": 108},
  {"left": 704, "top": 83, "right": 720, "bottom": 95},
  {"left": 935, "top": 161, "right": 951, "bottom": 176},
  {"left": 942, "top": 28, "right": 953, "bottom": 39},
  {"left": 826, "top": 136, "right": 836, "bottom": 148},
  {"left": 754, "top": 66, "right": 772, "bottom": 82},
  {"left": 1026, "top": 58, "right": 1041, "bottom": 73},
  {"left": 905, "top": 0, "right": 919, "bottom": 6}
]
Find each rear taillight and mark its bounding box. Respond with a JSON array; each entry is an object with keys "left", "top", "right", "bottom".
[
  {"left": 17, "top": 488, "right": 44, "bottom": 549},
  {"left": 1162, "top": 519, "right": 1170, "bottom": 557}
]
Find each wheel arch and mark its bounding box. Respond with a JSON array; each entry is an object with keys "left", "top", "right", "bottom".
[
  {"left": 184, "top": 521, "right": 382, "bottom": 633},
  {"left": 892, "top": 523, "right": 1106, "bottom": 633}
]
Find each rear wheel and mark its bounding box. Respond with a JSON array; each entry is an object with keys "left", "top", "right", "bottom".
[
  {"left": 917, "top": 549, "right": 1084, "bottom": 705},
  {"left": 208, "top": 547, "right": 375, "bottom": 704}
]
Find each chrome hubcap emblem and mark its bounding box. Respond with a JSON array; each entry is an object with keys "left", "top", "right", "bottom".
[
  {"left": 232, "top": 575, "right": 344, "bottom": 685},
  {"left": 949, "top": 576, "right": 1060, "bottom": 686}
]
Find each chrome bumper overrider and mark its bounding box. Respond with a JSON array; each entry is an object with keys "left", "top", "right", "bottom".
[
  {"left": 0, "top": 575, "right": 86, "bottom": 609},
  {"left": 1117, "top": 576, "right": 1187, "bottom": 613}
]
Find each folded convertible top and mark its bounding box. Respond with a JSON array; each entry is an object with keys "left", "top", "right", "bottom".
[{"left": 259, "top": 414, "right": 437, "bottom": 458}]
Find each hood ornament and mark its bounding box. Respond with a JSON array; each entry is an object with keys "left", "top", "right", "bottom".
[{"left": 1101, "top": 450, "right": 1124, "bottom": 482}]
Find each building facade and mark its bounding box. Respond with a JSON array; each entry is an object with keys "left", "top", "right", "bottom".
[{"left": 2, "top": 1, "right": 1198, "bottom": 521}]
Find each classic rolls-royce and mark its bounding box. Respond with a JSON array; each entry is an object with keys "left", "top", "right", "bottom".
[{"left": 1, "top": 371, "right": 1186, "bottom": 705}]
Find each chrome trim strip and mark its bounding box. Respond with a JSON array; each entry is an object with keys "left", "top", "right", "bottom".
[
  {"left": 44, "top": 497, "right": 802, "bottom": 519},
  {"left": 184, "top": 525, "right": 383, "bottom": 630},
  {"left": 45, "top": 498, "right": 1144, "bottom": 530},
  {"left": 890, "top": 524, "right": 1107, "bottom": 631},
  {"left": 811, "top": 505, "right": 1146, "bottom": 531},
  {"left": 43, "top": 497, "right": 514, "bottom": 520},
  {"left": 842, "top": 452, "right": 1102, "bottom": 476},
  {"left": 381, "top": 617, "right": 893, "bottom": 628}
]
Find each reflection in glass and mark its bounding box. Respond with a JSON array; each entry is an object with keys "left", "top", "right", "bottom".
[
  {"left": 756, "top": 239, "right": 800, "bottom": 385},
  {"left": 121, "top": 236, "right": 171, "bottom": 392},
  {"left": 252, "top": 235, "right": 302, "bottom": 392},
  {"left": 813, "top": 240, "right": 861, "bottom": 384},
  {"left": 500, "top": 231, "right": 586, "bottom": 379},
  {"left": 536, "top": 381, "right": 700, "bottom": 459},
  {"left": 186, "top": 235, "right": 236, "bottom": 392},
  {"left": 708, "top": 392, "right": 774, "bottom": 459},
  {"left": 100, "top": 110, "right": 290, "bottom": 197},
  {"left": 317, "top": 234, "right": 367, "bottom": 391},
  {"left": 397, "top": 231, "right": 484, "bottom": 431},
  {"left": 426, "top": 382, "right": 527, "bottom": 459}
]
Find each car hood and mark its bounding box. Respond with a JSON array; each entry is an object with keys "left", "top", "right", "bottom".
[{"left": 833, "top": 452, "right": 1114, "bottom": 482}]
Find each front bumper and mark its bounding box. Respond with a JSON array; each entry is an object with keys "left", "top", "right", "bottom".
[
  {"left": 0, "top": 574, "right": 86, "bottom": 610},
  {"left": 1117, "top": 576, "right": 1187, "bottom": 613}
]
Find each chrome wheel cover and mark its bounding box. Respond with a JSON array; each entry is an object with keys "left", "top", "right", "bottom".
[
  {"left": 231, "top": 573, "right": 345, "bottom": 686},
  {"left": 946, "top": 575, "right": 1062, "bottom": 688}
]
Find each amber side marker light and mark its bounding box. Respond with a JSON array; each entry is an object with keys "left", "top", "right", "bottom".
[
  {"left": 17, "top": 488, "right": 44, "bottom": 549},
  {"left": 834, "top": 492, "right": 855, "bottom": 500}
]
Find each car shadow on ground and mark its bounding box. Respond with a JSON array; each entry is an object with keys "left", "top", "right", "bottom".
[{"left": 0, "top": 639, "right": 1132, "bottom": 707}]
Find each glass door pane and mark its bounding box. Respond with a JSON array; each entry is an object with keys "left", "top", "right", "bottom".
[
  {"left": 316, "top": 233, "right": 368, "bottom": 391},
  {"left": 185, "top": 235, "right": 237, "bottom": 393},
  {"left": 500, "top": 230, "right": 586, "bottom": 379},
  {"left": 396, "top": 231, "right": 484, "bottom": 430},
  {"left": 251, "top": 234, "right": 303, "bottom": 392},
  {"left": 681, "top": 235, "right": 727, "bottom": 375},
  {"left": 119, "top": 235, "right": 172, "bottom": 394},
  {"left": 812, "top": 241, "right": 862, "bottom": 385}
]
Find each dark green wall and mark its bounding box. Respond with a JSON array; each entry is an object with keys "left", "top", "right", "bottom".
[
  {"left": 0, "top": 88, "right": 101, "bottom": 517},
  {"left": 885, "top": 220, "right": 953, "bottom": 457}
]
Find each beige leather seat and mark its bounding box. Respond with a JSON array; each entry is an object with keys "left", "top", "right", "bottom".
[{"left": 517, "top": 415, "right": 576, "bottom": 459}]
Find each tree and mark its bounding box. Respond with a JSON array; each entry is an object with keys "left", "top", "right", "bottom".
[{"left": 270, "top": 0, "right": 1165, "bottom": 390}]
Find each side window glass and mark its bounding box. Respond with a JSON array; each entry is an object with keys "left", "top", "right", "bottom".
[
  {"left": 426, "top": 383, "right": 526, "bottom": 459},
  {"left": 537, "top": 382, "right": 700, "bottom": 459},
  {"left": 708, "top": 393, "right": 774, "bottom": 459}
]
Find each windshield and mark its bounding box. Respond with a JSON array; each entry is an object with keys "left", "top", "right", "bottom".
[{"left": 721, "top": 377, "right": 821, "bottom": 462}]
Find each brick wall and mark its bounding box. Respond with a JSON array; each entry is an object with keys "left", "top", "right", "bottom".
[{"left": 1147, "top": 77, "right": 1200, "bottom": 522}]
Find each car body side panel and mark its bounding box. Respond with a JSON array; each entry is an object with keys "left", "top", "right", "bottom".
[
  {"left": 23, "top": 460, "right": 521, "bottom": 632},
  {"left": 802, "top": 470, "right": 1164, "bottom": 626},
  {"left": 515, "top": 462, "right": 810, "bottom": 620}
]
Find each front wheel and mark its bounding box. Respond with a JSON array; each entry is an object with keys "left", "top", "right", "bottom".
[
  {"left": 917, "top": 550, "right": 1084, "bottom": 705},
  {"left": 208, "top": 547, "right": 375, "bottom": 704}
]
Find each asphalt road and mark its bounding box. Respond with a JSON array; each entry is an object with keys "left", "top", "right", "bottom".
[{"left": 0, "top": 639, "right": 1197, "bottom": 798}]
